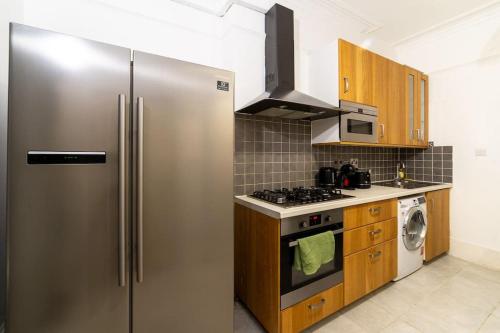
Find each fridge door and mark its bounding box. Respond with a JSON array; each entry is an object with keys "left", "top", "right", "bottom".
[
  {"left": 132, "top": 51, "right": 234, "bottom": 332},
  {"left": 7, "top": 24, "right": 131, "bottom": 333}
]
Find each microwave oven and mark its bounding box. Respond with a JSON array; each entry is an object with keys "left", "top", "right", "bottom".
[{"left": 311, "top": 100, "right": 378, "bottom": 144}]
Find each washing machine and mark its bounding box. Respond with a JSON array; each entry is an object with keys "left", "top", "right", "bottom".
[{"left": 393, "top": 194, "right": 428, "bottom": 281}]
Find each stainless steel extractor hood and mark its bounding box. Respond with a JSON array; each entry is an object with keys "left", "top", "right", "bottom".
[{"left": 236, "top": 4, "right": 348, "bottom": 120}]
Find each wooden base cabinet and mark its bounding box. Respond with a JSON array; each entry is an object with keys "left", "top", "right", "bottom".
[
  {"left": 280, "top": 284, "right": 344, "bottom": 333},
  {"left": 344, "top": 239, "right": 397, "bottom": 305},
  {"left": 425, "top": 189, "right": 450, "bottom": 261},
  {"left": 235, "top": 201, "right": 400, "bottom": 332},
  {"left": 343, "top": 199, "right": 397, "bottom": 230},
  {"left": 234, "top": 204, "right": 281, "bottom": 333},
  {"left": 344, "top": 218, "right": 397, "bottom": 256}
]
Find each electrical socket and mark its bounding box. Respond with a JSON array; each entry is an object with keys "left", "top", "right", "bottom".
[{"left": 350, "top": 158, "right": 359, "bottom": 168}]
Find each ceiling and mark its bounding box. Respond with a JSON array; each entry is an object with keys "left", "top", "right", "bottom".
[
  {"left": 320, "top": 0, "right": 500, "bottom": 45},
  {"left": 170, "top": 0, "right": 500, "bottom": 45}
]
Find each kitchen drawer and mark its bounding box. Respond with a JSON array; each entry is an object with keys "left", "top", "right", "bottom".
[
  {"left": 344, "top": 218, "right": 397, "bottom": 256},
  {"left": 280, "top": 283, "right": 344, "bottom": 333},
  {"left": 343, "top": 199, "right": 397, "bottom": 230},
  {"left": 344, "top": 239, "right": 397, "bottom": 305}
]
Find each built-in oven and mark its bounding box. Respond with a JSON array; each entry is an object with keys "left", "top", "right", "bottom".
[
  {"left": 280, "top": 209, "right": 344, "bottom": 309},
  {"left": 340, "top": 100, "right": 378, "bottom": 143}
]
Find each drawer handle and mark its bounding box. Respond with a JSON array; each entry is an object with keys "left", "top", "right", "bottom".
[
  {"left": 308, "top": 298, "right": 326, "bottom": 310},
  {"left": 369, "top": 207, "right": 381, "bottom": 215},
  {"left": 369, "top": 229, "right": 382, "bottom": 236},
  {"left": 369, "top": 251, "right": 382, "bottom": 259}
]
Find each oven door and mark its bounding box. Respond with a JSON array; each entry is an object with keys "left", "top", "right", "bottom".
[
  {"left": 280, "top": 224, "right": 343, "bottom": 309},
  {"left": 340, "top": 112, "right": 378, "bottom": 143}
]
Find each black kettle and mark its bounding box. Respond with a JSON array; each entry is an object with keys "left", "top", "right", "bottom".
[
  {"left": 318, "top": 167, "right": 337, "bottom": 188},
  {"left": 337, "top": 164, "right": 357, "bottom": 189}
]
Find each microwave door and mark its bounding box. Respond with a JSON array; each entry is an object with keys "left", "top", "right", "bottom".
[{"left": 341, "top": 113, "right": 378, "bottom": 143}]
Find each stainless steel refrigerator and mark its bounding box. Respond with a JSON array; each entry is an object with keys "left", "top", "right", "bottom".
[{"left": 6, "top": 23, "right": 234, "bottom": 333}]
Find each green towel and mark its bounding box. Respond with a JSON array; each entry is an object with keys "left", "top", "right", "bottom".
[{"left": 293, "top": 231, "right": 335, "bottom": 275}]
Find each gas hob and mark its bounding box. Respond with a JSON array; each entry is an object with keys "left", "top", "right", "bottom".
[{"left": 250, "top": 187, "right": 354, "bottom": 208}]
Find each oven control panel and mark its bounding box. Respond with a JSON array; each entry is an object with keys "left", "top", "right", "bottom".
[{"left": 281, "top": 209, "right": 343, "bottom": 236}]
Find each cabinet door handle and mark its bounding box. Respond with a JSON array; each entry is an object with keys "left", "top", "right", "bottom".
[
  {"left": 369, "top": 229, "right": 382, "bottom": 236},
  {"left": 369, "top": 251, "right": 382, "bottom": 259},
  {"left": 430, "top": 198, "right": 435, "bottom": 211},
  {"left": 379, "top": 124, "right": 385, "bottom": 138},
  {"left": 308, "top": 298, "right": 326, "bottom": 310},
  {"left": 343, "top": 77, "right": 349, "bottom": 93},
  {"left": 416, "top": 128, "right": 422, "bottom": 141},
  {"left": 369, "top": 207, "right": 381, "bottom": 215}
]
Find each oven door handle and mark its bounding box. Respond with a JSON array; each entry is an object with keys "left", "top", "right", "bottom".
[{"left": 288, "top": 228, "right": 344, "bottom": 247}]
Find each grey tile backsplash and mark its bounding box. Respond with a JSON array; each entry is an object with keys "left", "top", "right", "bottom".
[
  {"left": 234, "top": 114, "right": 453, "bottom": 195},
  {"left": 400, "top": 146, "right": 453, "bottom": 184}
]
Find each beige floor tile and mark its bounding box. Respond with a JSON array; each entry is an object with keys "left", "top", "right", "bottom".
[
  {"left": 306, "top": 313, "right": 366, "bottom": 333},
  {"left": 368, "top": 281, "right": 425, "bottom": 317},
  {"left": 379, "top": 320, "right": 421, "bottom": 333},
  {"left": 343, "top": 299, "right": 398, "bottom": 333},
  {"left": 234, "top": 255, "right": 500, "bottom": 333},
  {"left": 493, "top": 305, "right": 500, "bottom": 318},
  {"left": 479, "top": 314, "right": 500, "bottom": 333},
  {"left": 435, "top": 269, "right": 500, "bottom": 312},
  {"left": 402, "top": 290, "right": 490, "bottom": 333},
  {"left": 461, "top": 263, "right": 500, "bottom": 285},
  {"left": 398, "top": 264, "right": 447, "bottom": 293},
  {"left": 424, "top": 255, "right": 468, "bottom": 278}
]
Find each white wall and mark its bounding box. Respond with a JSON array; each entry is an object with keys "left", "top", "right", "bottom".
[
  {"left": 18, "top": 0, "right": 267, "bottom": 109},
  {"left": 1, "top": 0, "right": 397, "bottom": 111},
  {"left": 395, "top": 3, "right": 500, "bottom": 269}
]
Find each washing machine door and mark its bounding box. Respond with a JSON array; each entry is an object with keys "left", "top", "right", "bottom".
[{"left": 403, "top": 207, "right": 427, "bottom": 251}]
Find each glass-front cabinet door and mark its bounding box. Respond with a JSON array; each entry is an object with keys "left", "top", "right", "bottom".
[
  {"left": 405, "top": 67, "right": 428, "bottom": 147},
  {"left": 418, "top": 73, "right": 429, "bottom": 146},
  {"left": 405, "top": 66, "right": 419, "bottom": 145}
]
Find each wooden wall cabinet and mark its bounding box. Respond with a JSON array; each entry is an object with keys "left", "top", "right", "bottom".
[
  {"left": 372, "top": 54, "right": 389, "bottom": 145},
  {"left": 335, "top": 40, "right": 428, "bottom": 147},
  {"left": 425, "top": 189, "right": 450, "bottom": 261},
  {"left": 373, "top": 55, "right": 407, "bottom": 146},
  {"left": 339, "top": 39, "right": 373, "bottom": 106},
  {"left": 314, "top": 39, "right": 428, "bottom": 147},
  {"left": 418, "top": 73, "right": 429, "bottom": 146},
  {"left": 404, "top": 66, "right": 429, "bottom": 147},
  {"left": 387, "top": 60, "right": 406, "bottom": 145}
]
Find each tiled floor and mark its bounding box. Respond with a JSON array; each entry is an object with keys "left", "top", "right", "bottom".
[{"left": 234, "top": 255, "right": 500, "bottom": 332}]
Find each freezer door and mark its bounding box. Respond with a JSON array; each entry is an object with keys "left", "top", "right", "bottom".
[
  {"left": 7, "top": 24, "right": 130, "bottom": 333},
  {"left": 132, "top": 52, "right": 234, "bottom": 332}
]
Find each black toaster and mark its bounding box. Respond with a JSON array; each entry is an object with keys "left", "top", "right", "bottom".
[{"left": 353, "top": 170, "right": 371, "bottom": 189}]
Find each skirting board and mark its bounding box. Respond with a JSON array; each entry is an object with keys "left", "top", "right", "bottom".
[{"left": 450, "top": 237, "right": 500, "bottom": 270}]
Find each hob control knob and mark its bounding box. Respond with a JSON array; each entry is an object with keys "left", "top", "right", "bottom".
[
  {"left": 299, "top": 221, "right": 308, "bottom": 228},
  {"left": 325, "top": 215, "right": 332, "bottom": 222}
]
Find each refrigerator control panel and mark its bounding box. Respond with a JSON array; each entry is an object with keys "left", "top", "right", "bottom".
[{"left": 27, "top": 151, "right": 106, "bottom": 164}]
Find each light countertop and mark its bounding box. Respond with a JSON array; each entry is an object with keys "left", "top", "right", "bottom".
[{"left": 234, "top": 183, "right": 453, "bottom": 219}]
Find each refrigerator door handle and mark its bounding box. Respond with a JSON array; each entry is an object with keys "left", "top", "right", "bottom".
[
  {"left": 137, "top": 96, "right": 144, "bottom": 283},
  {"left": 118, "top": 93, "right": 126, "bottom": 287}
]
